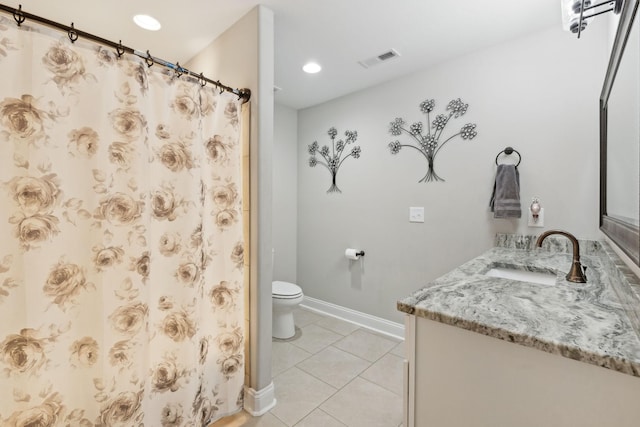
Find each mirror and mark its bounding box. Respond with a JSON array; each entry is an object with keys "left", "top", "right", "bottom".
[{"left": 600, "top": 0, "right": 640, "bottom": 265}]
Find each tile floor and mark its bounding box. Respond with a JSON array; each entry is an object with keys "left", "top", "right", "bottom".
[{"left": 215, "top": 307, "right": 405, "bottom": 427}]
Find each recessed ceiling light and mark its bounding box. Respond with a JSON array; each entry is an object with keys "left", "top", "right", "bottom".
[
  {"left": 133, "top": 14, "right": 161, "bottom": 31},
  {"left": 303, "top": 62, "right": 322, "bottom": 74}
]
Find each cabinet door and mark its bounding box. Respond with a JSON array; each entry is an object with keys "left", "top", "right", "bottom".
[{"left": 412, "top": 317, "right": 640, "bottom": 427}]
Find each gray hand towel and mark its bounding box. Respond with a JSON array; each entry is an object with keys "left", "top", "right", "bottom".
[{"left": 489, "top": 164, "right": 521, "bottom": 218}]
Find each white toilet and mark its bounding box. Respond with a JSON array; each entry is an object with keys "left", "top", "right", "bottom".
[{"left": 272, "top": 281, "right": 304, "bottom": 339}]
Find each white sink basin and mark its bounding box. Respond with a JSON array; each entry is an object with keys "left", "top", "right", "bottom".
[{"left": 485, "top": 267, "right": 557, "bottom": 286}]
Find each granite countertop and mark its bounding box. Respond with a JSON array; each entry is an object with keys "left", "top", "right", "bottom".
[{"left": 397, "top": 238, "right": 640, "bottom": 377}]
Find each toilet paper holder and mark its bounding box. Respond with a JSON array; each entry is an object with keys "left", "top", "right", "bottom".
[{"left": 345, "top": 248, "right": 365, "bottom": 260}]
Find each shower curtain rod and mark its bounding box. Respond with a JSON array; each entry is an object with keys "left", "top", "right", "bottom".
[{"left": 0, "top": 3, "right": 251, "bottom": 103}]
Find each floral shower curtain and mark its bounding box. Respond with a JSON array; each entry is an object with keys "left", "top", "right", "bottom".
[{"left": 0, "top": 16, "right": 245, "bottom": 427}]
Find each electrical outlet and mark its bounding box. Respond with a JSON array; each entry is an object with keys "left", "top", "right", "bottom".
[
  {"left": 409, "top": 207, "right": 425, "bottom": 223},
  {"left": 528, "top": 207, "right": 544, "bottom": 227}
]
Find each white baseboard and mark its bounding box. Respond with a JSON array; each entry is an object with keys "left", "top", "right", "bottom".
[
  {"left": 300, "top": 296, "right": 405, "bottom": 340},
  {"left": 243, "top": 382, "right": 276, "bottom": 416}
]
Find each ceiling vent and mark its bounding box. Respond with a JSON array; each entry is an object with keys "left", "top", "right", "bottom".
[{"left": 358, "top": 49, "right": 401, "bottom": 69}]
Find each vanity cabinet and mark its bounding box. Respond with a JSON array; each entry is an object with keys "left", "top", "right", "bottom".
[{"left": 402, "top": 315, "right": 640, "bottom": 427}]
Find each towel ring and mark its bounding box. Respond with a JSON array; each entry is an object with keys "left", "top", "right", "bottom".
[{"left": 495, "top": 146, "right": 521, "bottom": 167}]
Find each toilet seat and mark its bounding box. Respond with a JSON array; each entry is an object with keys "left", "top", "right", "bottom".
[{"left": 272, "top": 281, "right": 302, "bottom": 299}]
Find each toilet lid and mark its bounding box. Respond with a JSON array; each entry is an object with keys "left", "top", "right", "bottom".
[{"left": 272, "top": 281, "right": 302, "bottom": 298}]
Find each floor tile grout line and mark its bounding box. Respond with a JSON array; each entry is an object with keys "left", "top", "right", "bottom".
[
  {"left": 316, "top": 374, "right": 392, "bottom": 426},
  {"left": 286, "top": 340, "right": 404, "bottom": 400},
  {"left": 292, "top": 408, "right": 348, "bottom": 427},
  {"left": 268, "top": 410, "right": 289, "bottom": 426},
  {"left": 286, "top": 330, "right": 344, "bottom": 354},
  {"left": 294, "top": 407, "right": 349, "bottom": 427},
  {"left": 292, "top": 363, "right": 349, "bottom": 391},
  {"left": 303, "top": 342, "right": 372, "bottom": 365},
  {"left": 356, "top": 351, "right": 405, "bottom": 398},
  {"left": 275, "top": 366, "right": 348, "bottom": 426},
  {"left": 356, "top": 372, "right": 403, "bottom": 398},
  {"left": 293, "top": 348, "right": 373, "bottom": 391},
  {"left": 303, "top": 376, "right": 352, "bottom": 425},
  {"left": 330, "top": 340, "right": 396, "bottom": 365},
  {"left": 362, "top": 355, "right": 406, "bottom": 400},
  {"left": 295, "top": 311, "right": 404, "bottom": 363},
  {"left": 270, "top": 341, "right": 314, "bottom": 379},
  {"left": 288, "top": 313, "right": 402, "bottom": 379},
  {"left": 276, "top": 310, "right": 403, "bottom": 426},
  {"left": 276, "top": 338, "right": 387, "bottom": 426}
]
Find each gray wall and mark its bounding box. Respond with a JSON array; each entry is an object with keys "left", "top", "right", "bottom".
[
  {"left": 273, "top": 104, "right": 298, "bottom": 283},
  {"left": 294, "top": 24, "right": 608, "bottom": 323}
]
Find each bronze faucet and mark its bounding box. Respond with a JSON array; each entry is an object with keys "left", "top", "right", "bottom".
[{"left": 535, "top": 230, "right": 587, "bottom": 283}]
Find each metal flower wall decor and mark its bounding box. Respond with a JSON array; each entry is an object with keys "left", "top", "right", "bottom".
[
  {"left": 388, "top": 98, "right": 477, "bottom": 182},
  {"left": 308, "top": 127, "right": 361, "bottom": 193}
]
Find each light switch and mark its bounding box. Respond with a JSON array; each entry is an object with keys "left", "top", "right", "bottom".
[{"left": 409, "top": 207, "right": 425, "bottom": 223}]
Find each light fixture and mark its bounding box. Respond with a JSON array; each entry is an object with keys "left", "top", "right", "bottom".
[
  {"left": 560, "top": 0, "right": 623, "bottom": 38},
  {"left": 302, "top": 62, "right": 322, "bottom": 74},
  {"left": 133, "top": 14, "right": 161, "bottom": 31}
]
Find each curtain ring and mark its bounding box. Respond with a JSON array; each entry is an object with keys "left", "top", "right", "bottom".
[
  {"left": 216, "top": 81, "right": 224, "bottom": 94},
  {"left": 199, "top": 73, "right": 206, "bottom": 87},
  {"left": 116, "top": 40, "right": 125, "bottom": 58},
  {"left": 174, "top": 62, "right": 183, "bottom": 78},
  {"left": 13, "top": 5, "right": 25, "bottom": 26},
  {"left": 145, "top": 50, "right": 154, "bottom": 67},
  {"left": 68, "top": 23, "right": 78, "bottom": 43}
]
